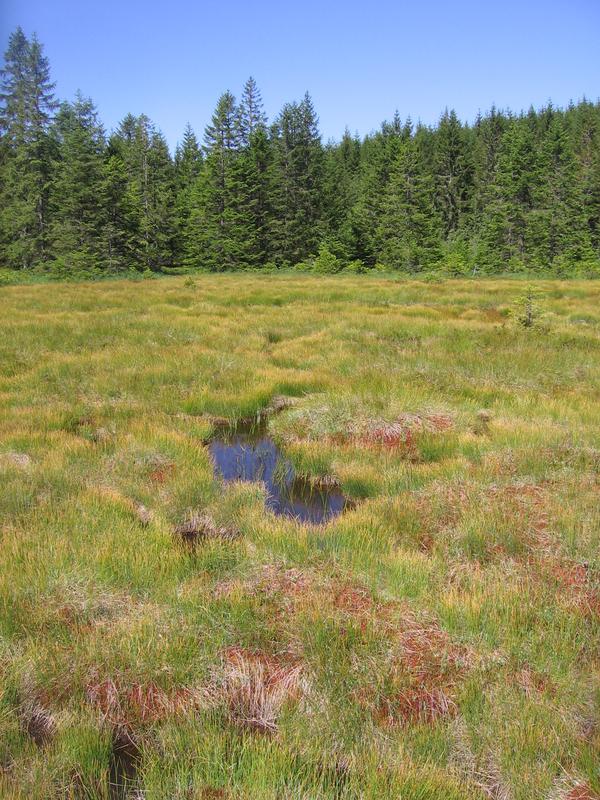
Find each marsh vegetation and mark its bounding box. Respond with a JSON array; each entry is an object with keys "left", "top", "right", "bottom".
[{"left": 0, "top": 274, "right": 599, "bottom": 798}]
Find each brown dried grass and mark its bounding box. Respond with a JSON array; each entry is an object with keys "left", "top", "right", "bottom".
[
  {"left": 218, "top": 647, "right": 305, "bottom": 734},
  {"left": 174, "top": 513, "right": 241, "bottom": 545}
]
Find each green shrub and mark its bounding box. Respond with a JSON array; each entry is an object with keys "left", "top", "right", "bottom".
[
  {"left": 0, "top": 269, "right": 18, "bottom": 286},
  {"left": 313, "top": 244, "right": 342, "bottom": 274},
  {"left": 293, "top": 259, "right": 313, "bottom": 272},
  {"left": 506, "top": 255, "right": 528, "bottom": 274},
  {"left": 438, "top": 252, "right": 470, "bottom": 277},
  {"left": 43, "top": 254, "right": 103, "bottom": 281},
  {"left": 553, "top": 256, "right": 600, "bottom": 278},
  {"left": 343, "top": 259, "right": 368, "bottom": 274},
  {"left": 512, "top": 284, "right": 546, "bottom": 328}
]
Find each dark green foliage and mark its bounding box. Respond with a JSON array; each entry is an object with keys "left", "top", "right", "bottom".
[
  {"left": 101, "top": 151, "right": 138, "bottom": 272},
  {"left": 48, "top": 94, "right": 107, "bottom": 271},
  {"left": 109, "top": 114, "right": 176, "bottom": 271},
  {"left": 269, "top": 93, "right": 324, "bottom": 265},
  {"left": 0, "top": 27, "right": 57, "bottom": 268},
  {"left": 186, "top": 91, "right": 247, "bottom": 270},
  {"left": 322, "top": 127, "right": 361, "bottom": 259},
  {"left": 377, "top": 138, "right": 442, "bottom": 271},
  {"left": 1, "top": 27, "right": 600, "bottom": 277},
  {"left": 237, "top": 76, "right": 267, "bottom": 146},
  {"left": 174, "top": 123, "right": 202, "bottom": 267},
  {"left": 433, "top": 109, "right": 474, "bottom": 236}
]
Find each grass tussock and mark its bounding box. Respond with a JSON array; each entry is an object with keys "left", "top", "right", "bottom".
[
  {"left": 174, "top": 512, "right": 241, "bottom": 546},
  {"left": 218, "top": 647, "right": 306, "bottom": 734}
]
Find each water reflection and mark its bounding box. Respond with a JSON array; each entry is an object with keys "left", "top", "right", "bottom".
[{"left": 208, "top": 419, "right": 349, "bottom": 524}]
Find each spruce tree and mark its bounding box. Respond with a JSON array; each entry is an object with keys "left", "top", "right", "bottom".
[
  {"left": 145, "top": 128, "right": 177, "bottom": 270},
  {"left": 346, "top": 121, "right": 403, "bottom": 265},
  {"left": 578, "top": 105, "right": 600, "bottom": 258},
  {"left": 110, "top": 114, "right": 176, "bottom": 271},
  {"left": 529, "top": 115, "right": 592, "bottom": 269},
  {"left": 175, "top": 123, "right": 202, "bottom": 189},
  {"left": 101, "top": 149, "right": 137, "bottom": 272},
  {"left": 187, "top": 91, "right": 246, "bottom": 270},
  {"left": 433, "top": 109, "right": 474, "bottom": 236},
  {"left": 322, "top": 127, "right": 361, "bottom": 259},
  {"left": 270, "top": 93, "right": 323, "bottom": 264},
  {"left": 377, "top": 139, "right": 442, "bottom": 271},
  {"left": 479, "top": 117, "right": 541, "bottom": 270},
  {"left": 237, "top": 77, "right": 267, "bottom": 147},
  {"left": 49, "top": 93, "right": 106, "bottom": 270},
  {"left": 236, "top": 125, "right": 273, "bottom": 267},
  {"left": 174, "top": 123, "right": 203, "bottom": 267},
  {"left": 0, "top": 27, "right": 57, "bottom": 268}
]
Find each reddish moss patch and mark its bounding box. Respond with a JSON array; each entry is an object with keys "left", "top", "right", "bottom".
[
  {"left": 376, "top": 687, "right": 457, "bottom": 726},
  {"left": 332, "top": 582, "right": 374, "bottom": 616},
  {"left": 551, "top": 562, "right": 600, "bottom": 619},
  {"left": 566, "top": 785, "right": 600, "bottom": 800},
  {"left": 221, "top": 646, "right": 293, "bottom": 674},
  {"left": 396, "top": 621, "right": 471, "bottom": 686},
  {"left": 149, "top": 463, "right": 176, "bottom": 483},
  {"left": 366, "top": 613, "right": 473, "bottom": 729},
  {"left": 252, "top": 565, "right": 312, "bottom": 597},
  {"left": 86, "top": 677, "right": 202, "bottom": 725}
]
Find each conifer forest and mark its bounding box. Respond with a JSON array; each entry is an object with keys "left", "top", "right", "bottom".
[{"left": 2, "top": 26, "right": 600, "bottom": 278}]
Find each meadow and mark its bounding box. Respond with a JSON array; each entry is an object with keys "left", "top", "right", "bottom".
[{"left": 0, "top": 274, "right": 598, "bottom": 799}]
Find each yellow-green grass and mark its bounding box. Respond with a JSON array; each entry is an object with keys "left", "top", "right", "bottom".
[{"left": 0, "top": 274, "right": 598, "bottom": 799}]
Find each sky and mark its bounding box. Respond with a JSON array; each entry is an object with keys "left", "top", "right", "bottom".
[{"left": 2, "top": 0, "right": 599, "bottom": 151}]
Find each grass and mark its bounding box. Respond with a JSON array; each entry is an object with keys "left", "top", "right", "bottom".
[{"left": 0, "top": 273, "right": 598, "bottom": 799}]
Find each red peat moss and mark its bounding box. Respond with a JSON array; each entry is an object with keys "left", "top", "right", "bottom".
[
  {"left": 86, "top": 677, "right": 202, "bottom": 725},
  {"left": 566, "top": 785, "right": 600, "bottom": 800},
  {"left": 376, "top": 687, "right": 457, "bottom": 726}
]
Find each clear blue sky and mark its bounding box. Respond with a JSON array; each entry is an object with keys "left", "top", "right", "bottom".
[{"left": 2, "top": 0, "right": 599, "bottom": 151}]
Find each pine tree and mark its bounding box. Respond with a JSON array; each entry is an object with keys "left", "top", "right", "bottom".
[{"left": 0, "top": 27, "right": 57, "bottom": 268}]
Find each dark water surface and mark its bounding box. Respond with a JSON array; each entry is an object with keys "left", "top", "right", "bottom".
[
  {"left": 109, "top": 729, "right": 140, "bottom": 800},
  {"left": 208, "top": 418, "right": 349, "bottom": 524}
]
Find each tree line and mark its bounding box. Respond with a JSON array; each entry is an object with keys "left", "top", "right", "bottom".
[{"left": 1, "top": 27, "right": 600, "bottom": 277}]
